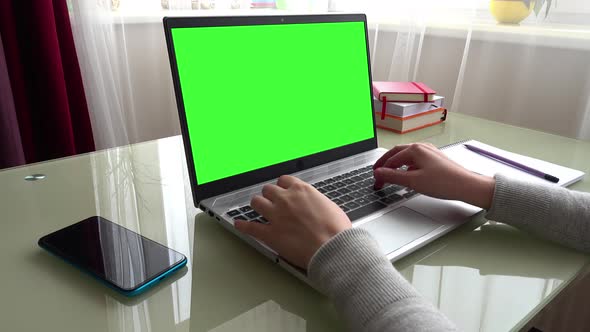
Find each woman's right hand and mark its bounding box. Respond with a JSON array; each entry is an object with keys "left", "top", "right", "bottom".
[{"left": 373, "top": 143, "right": 496, "bottom": 209}]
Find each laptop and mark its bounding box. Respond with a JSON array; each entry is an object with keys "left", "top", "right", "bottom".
[{"left": 163, "top": 14, "right": 480, "bottom": 281}]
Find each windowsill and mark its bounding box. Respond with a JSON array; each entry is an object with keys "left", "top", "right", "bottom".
[
  {"left": 367, "top": 10, "right": 590, "bottom": 50},
  {"left": 107, "top": 7, "right": 287, "bottom": 24},
  {"left": 108, "top": 7, "right": 590, "bottom": 50},
  {"left": 371, "top": 20, "right": 590, "bottom": 50}
]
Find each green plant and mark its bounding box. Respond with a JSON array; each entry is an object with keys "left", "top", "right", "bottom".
[{"left": 522, "top": 0, "right": 554, "bottom": 18}]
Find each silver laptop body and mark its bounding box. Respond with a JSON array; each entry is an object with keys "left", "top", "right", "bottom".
[{"left": 164, "top": 14, "right": 481, "bottom": 283}]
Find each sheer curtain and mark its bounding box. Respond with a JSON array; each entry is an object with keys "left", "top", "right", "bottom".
[
  {"left": 339, "top": 0, "right": 590, "bottom": 140},
  {"left": 68, "top": 0, "right": 590, "bottom": 150},
  {"left": 69, "top": 0, "right": 158, "bottom": 150},
  {"left": 68, "top": 0, "right": 331, "bottom": 151}
]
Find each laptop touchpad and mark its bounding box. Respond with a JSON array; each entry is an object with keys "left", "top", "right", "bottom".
[{"left": 359, "top": 207, "right": 441, "bottom": 255}]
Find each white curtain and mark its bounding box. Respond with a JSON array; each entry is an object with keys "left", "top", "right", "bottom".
[
  {"left": 69, "top": 4, "right": 200, "bottom": 329},
  {"left": 340, "top": 0, "right": 590, "bottom": 140},
  {"left": 70, "top": 0, "right": 157, "bottom": 150},
  {"left": 69, "top": 0, "right": 590, "bottom": 150},
  {"left": 68, "top": 0, "right": 331, "bottom": 151}
]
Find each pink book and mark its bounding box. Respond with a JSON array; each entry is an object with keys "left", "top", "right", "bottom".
[{"left": 372, "top": 81, "right": 436, "bottom": 103}]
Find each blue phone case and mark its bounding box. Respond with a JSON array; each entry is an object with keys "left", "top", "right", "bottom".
[{"left": 39, "top": 246, "right": 187, "bottom": 296}]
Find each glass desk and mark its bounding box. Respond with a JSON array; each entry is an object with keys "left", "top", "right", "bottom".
[{"left": 1, "top": 113, "right": 589, "bottom": 332}]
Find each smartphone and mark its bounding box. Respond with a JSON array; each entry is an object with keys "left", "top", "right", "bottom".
[{"left": 38, "top": 216, "right": 187, "bottom": 296}]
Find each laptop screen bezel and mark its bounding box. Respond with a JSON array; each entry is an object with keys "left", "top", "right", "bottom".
[{"left": 164, "top": 14, "right": 377, "bottom": 206}]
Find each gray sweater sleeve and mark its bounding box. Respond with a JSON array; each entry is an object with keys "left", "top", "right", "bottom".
[
  {"left": 308, "top": 174, "right": 590, "bottom": 331},
  {"left": 308, "top": 228, "right": 457, "bottom": 331},
  {"left": 486, "top": 173, "right": 590, "bottom": 253}
]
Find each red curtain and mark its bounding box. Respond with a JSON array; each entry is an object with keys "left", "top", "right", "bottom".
[{"left": 0, "top": 0, "right": 94, "bottom": 168}]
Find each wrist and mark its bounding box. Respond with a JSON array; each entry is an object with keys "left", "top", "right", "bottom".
[{"left": 461, "top": 173, "right": 496, "bottom": 209}]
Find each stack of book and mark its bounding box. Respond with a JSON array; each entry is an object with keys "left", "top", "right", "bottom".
[{"left": 372, "top": 81, "right": 447, "bottom": 134}]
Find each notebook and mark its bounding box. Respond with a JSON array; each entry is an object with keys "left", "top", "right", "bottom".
[
  {"left": 372, "top": 81, "right": 436, "bottom": 102},
  {"left": 442, "top": 140, "right": 585, "bottom": 187},
  {"left": 376, "top": 107, "right": 447, "bottom": 134}
]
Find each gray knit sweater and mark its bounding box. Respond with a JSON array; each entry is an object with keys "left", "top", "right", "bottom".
[{"left": 308, "top": 174, "right": 590, "bottom": 331}]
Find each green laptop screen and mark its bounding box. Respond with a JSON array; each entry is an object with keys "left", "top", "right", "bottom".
[{"left": 171, "top": 21, "right": 374, "bottom": 184}]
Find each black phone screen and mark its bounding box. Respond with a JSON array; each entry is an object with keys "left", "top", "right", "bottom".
[{"left": 39, "top": 216, "right": 186, "bottom": 291}]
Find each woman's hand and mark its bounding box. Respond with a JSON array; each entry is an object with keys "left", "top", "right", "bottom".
[
  {"left": 373, "top": 143, "right": 495, "bottom": 209},
  {"left": 234, "top": 175, "right": 352, "bottom": 269}
]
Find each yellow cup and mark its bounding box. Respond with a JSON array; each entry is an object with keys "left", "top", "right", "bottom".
[{"left": 490, "top": 0, "right": 535, "bottom": 24}]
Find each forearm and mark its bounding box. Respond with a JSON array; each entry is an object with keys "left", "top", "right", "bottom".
[
  {"left": 486, "top": 174, "right": 590, "bottom": 253},
  {"left": 308, "top": 228, "right": 457, "bottom": 332}
]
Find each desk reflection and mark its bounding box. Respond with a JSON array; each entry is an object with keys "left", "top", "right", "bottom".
[
  {"left": 189, "top": 212, "right": 590, "bottom": 332},
  {"left": 208, "top": 300, "right": 306, "bottom": 332},
  {"left": 397, "top": 219, "right": 589, "bottom": 332},
  {"left": 189, "top": 213, "right": 344, "bottom": 332},
  {"left": 82, "top": 136, "right": 194, "bottom": 332}
]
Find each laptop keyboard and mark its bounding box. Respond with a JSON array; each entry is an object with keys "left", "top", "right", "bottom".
[{"left": 226, "top": 165, "right": 416, "bottom": 223}]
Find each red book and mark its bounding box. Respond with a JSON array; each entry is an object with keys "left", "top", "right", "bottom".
[{"left": 372, "top": 81, "right": 436, "bottom": 103}]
